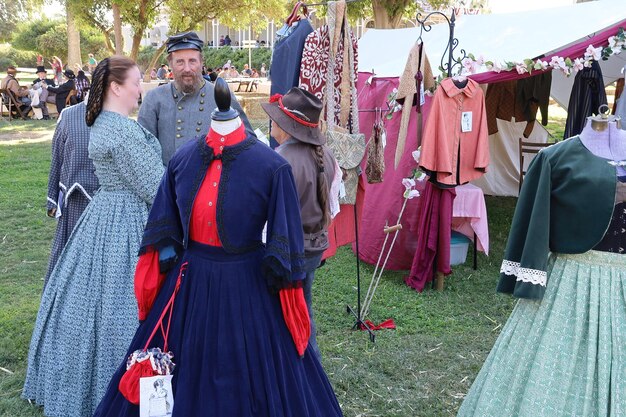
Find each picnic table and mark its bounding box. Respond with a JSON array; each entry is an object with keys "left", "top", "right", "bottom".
[{"left": 225, "top": 77, "right": 260, "bottom": 93}]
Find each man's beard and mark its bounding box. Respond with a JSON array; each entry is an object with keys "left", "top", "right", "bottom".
[{"left": 174, "top": 71, "right": 203, "bottom": 94}]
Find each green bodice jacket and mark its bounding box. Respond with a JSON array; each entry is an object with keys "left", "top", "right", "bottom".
[{"left": 497, "top": 136, "right": 617, "bottom": 299}]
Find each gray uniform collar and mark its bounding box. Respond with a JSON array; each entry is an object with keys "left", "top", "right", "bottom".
[{"left": 170, "top": 80, "right": 208, "bottom": 103}]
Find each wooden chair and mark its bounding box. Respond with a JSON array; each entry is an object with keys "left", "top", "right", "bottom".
[
  {"left": 518, "top": 138, "right": 552, "bottom": 192},
  {"left": 65, "top": 89, "right": 77, "bottom": 107},
  {"left": 0, "top": 88, "right": 31, "bottom": 120}
]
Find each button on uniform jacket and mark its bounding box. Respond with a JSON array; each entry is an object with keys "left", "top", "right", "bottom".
[{"left": 419, "top": 78, "right": 489, "bottom": 186}]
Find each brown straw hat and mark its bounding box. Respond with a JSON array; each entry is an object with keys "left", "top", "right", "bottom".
[{"left": 261, "top": 87, "right": 325, "bottom": 145}]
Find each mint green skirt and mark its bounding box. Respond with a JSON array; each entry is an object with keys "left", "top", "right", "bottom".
[{"left": 458, "top": 250, "right": 626, "bottom": 417}]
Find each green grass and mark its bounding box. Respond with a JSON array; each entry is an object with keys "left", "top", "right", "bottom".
[
  {"left": 0, "top": 136, "right": 519, "bottom": 417},
  {"left": 0, "top": 141, "right": 55, "bottom": 417},
  {"left": 0, "top": 120, "right": 57, "bottom": 135}
]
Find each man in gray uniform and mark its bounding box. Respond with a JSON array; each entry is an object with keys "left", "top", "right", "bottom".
[{"left": 138, "top": 31, "right": 255, "bottom": 164}]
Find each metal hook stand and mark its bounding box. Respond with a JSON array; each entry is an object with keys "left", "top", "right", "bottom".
[
  {"left": 346, "top": 200, "right": 376, "bottom": 343},
  {"left": 416, "top": 10, "right": 466, "bottom": 78},
  {"left": 415, "top": 10, "right": 467, "bottom": 291}
]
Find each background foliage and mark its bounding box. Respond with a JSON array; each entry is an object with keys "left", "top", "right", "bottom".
[
  {"left": 135, "top": 45, "right": 272, "bottom": 73},
  {"left": 0, "top": 46, "right": 38, "bottom": 72},
  {"left": 3, "top": 19, "right": 109, "bottom": 70}
]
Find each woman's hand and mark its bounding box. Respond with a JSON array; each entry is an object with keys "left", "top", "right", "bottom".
[{"left": 47, "top": 207, "right": 56, "bottom": 218}]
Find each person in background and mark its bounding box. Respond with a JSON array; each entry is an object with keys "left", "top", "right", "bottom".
[
  {"left": 260, "top": 62, "right": 267, "bottom": 77},
  {"left": 262, "top": 87, "right": 337, "bottom": 360},
  {"left": 206, "top": 67, "right": 218, "bottom": 82},
  {"left": 37, "top": 54, "right": 44, "bottom": 67},
  {"left": 227, "top": 66, "right": 239, "bottom": 78},
  {"left": 43, "top": 69, "right": 76, "bottom": 113},
  {"left": 49, "top": 56, "right": 63, "bottom": 84},
  {"left": 32, "top": 66, "right": 55, "bottom": 120},
  {"left": 1, "top": 66, "right": 32, "bottom": 115},
  {"left": 251, "top": 68, "right": 259, "bottom": 78},
  {"left": 219, "top": 35, "right": 225, "bottom": 46},
  {"left": 242, "top": 63, "right": 252, "bottom": 77},
  {"left": 224, "top": 34, "right": 232, "bottom": 46},
  {"left": 74, "top": 70, "right": 90, "bottom": 102},
  {"left": 156, "top": 64, "right": 168, "bottom": 80},
  {"left": 22, "top": 55, "right": 165, "bottom": 417},
  {"left": 43, "top": 100, "right": 99, "bottom": 286},
  {"left": 137, "top": 31, "right": 254, "bottom": 164},
  {"left": 150, "top": 67, "right": 157, "bottom": 80},
  {"left": 87, "top": 53, "right": 98, "bottom": 73}
]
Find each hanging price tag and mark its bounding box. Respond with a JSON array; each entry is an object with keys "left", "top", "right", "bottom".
[{"left": 461, "top": 111, "right": 473, "bottom": 133}]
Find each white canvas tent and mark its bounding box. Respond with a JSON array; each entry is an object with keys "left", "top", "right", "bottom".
[
  {"left": 358, "top": 0, "right": 626, "bottom": 196},
  {"left": 359, "top": 0, "right": 626, "bottom": 108}
]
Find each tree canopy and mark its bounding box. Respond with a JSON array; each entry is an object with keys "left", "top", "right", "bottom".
[{"left": 0, "top": 0, "right": 42, "bottom": 42}]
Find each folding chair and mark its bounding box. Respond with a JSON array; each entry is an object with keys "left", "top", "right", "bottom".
[{"left": 518, "top": 138, "right": 552, "bottom": 192}]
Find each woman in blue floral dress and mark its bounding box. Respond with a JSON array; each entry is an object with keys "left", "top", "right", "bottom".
[{"left": 22, "top": 56, "right": 165, "bottom": 417}]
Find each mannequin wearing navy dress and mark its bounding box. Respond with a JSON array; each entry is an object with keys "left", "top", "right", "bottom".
[{"left": 93, "top": 79, "right": 343, "bottom": 417}]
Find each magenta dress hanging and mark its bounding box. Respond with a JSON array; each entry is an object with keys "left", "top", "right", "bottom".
[{"left": 405, "top": 181, "right": 456, "bottom": 292}]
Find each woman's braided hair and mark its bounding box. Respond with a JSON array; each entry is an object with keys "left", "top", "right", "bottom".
[
  {"left": 311, "top": 144, "right": 331, "bottom": 227},
  {"left": 86, "top": 55, "right": 137, "bottom": 126}
]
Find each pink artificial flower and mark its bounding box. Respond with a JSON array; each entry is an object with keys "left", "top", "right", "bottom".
[
  {"left": 572, "top": 58, "right": 584, "bottom": 73},
  {"left": 402, "top": 178, "right": 416, "bottom": 190},
  {"left": 515, "top": 63, "right": 528, "bottom": 75},
  {"left": 461, "top": 57, "right": 479, "bottom": 74},
  {"left": 549, "top": 56, "right": 566, "bottom": 70},
  {"left": 584, "top": 45, "right": 602, "bottom": 61},
  {"left": 608, "top": 36, "right": 618, "bottom": 49},
  {"left": 406, "top": 190, "right": 420, "bottom": 199},
  {"left": 411, "top": 149, "right": 421, "bottom": 164},
  {"left": 535, "top": 59, "right": 548, "bottom": 70}
]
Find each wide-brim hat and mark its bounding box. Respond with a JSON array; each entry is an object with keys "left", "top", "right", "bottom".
[
  {"left": 64, "top": 69, "right": 75, "bottom": 79},
  {"left": 36, "top": 66, "right": 47, "bottom": 74},
  {"left": 166, "top": 31, "right": 204, "bottom": 53},
  {"left": 261, "top": 87, "right": 325, "bottom": 146}
]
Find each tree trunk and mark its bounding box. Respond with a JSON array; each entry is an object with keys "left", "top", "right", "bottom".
[
  {"left": 103, "top": 28, "right": 116, "bottom": 55},
  {"left": 143, "top": 43, "right": 167, "bottom": 82},
  {"left": 66, "top": 4, "right": 82, "bottom": 70},
  {"left": 113, "top": 4, "right": 124, "bottom": 55},
  {"left": 130, "top": 0, "right": 149, "bottom": 61},
  {"left": 130, "top": 32, "right": 143, "bottom": 61},
  {"left": 371, "top": 0, "right": 405, "bottom": 29}
]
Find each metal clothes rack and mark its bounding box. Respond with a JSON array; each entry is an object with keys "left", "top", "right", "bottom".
[
  {"left": 293, "top": 0, "right": 376, "bottom": 341},
  {"left": 414, "top": 11, "right": 479, "bottom": 290},
  {"left": 416, "top": 10, "right": 466, "bottom": 78}
]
